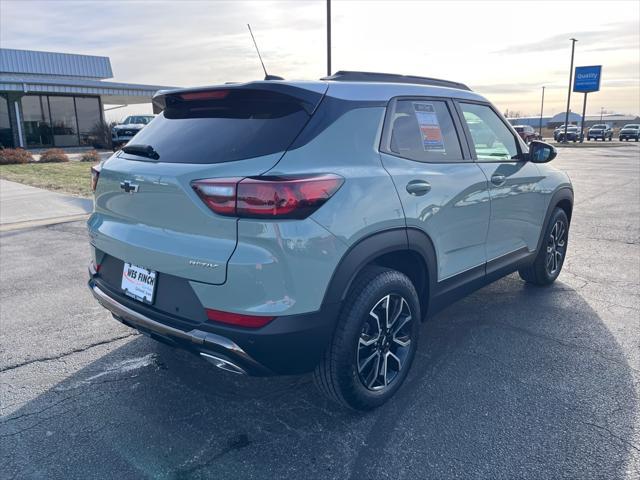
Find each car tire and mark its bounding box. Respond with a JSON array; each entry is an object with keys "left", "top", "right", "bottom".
[
  {"left": 519, "top": 208, "right": 569, "bottom": 286},
  {"left": 313, "top": 266, "right": 420, "bottom": 410}
]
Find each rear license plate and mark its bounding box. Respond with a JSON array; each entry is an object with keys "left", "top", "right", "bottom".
[{"left": 121, "top": 263, "right": 157, "bottom": 304}]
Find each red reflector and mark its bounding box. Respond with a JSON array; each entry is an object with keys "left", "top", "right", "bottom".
[
  {"left": 237, "top": 175, "right": 343, "bottom": 219},
  {"left": 180, "top": 90, "right": 230, "bottom": 101},
  {"left": 206, "top": 309, "right": 275, "bottom": 328}
]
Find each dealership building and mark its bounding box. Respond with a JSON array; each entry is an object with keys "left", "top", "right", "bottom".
[{"left": 0, "top": 48, "right": 172, "bottom": 149}]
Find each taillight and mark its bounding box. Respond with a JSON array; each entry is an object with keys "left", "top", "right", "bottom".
[
  {"left": 191, "top": 177, "right": 241, "bottom": 215},
  {"left": 191, "top": 174, "right": 343, "bottom": 219},
  {"left": 206, "top": 308, "right": 275, "bottom": 328},
  {"left": 91, "top": 165, "right": 101, "bottom": 192}
]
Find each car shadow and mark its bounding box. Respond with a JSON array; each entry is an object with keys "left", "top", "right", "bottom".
[{"left": 1, "top": 275, "right": 638, "bottom": 479}]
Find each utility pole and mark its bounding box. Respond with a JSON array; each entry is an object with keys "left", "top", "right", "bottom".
[
  {"left": 539, "top": 86, "right": 545, "bottom": 138},
  {"left": 563, "top": 38, "right": 577, "bottom": 143},
  {"left": 600, "top": 107, "right": 604, "bottom": 122},
  {"left": 326, "top": 0, "right": 332, "bottom": 76}
]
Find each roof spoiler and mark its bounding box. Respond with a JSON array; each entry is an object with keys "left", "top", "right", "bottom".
[
  {"left": 153, "top": 82, "right": 327, "bottom": 115},
  {"left": 321, "top": 70, "right": 471, "bottom": 91}
]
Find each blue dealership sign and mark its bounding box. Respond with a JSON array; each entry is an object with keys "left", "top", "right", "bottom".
[{"left": 574, "top": 65, "right": 602, "bottom": 93}]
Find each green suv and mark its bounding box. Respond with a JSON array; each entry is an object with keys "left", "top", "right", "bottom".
[{"left": 88, "top": 71, "right": 573, "bottom": 410}]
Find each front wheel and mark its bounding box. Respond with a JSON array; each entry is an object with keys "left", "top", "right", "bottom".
[
  {"left": 519, "top": 208, "right": 569, "bottom": 286},
  {"left": 314, "top": 266, "right": 420, "bottom": 410}
]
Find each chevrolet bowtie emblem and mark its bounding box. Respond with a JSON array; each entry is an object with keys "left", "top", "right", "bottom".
[{"left": 120, "top": 180, "right": 139, "bottom": 194}]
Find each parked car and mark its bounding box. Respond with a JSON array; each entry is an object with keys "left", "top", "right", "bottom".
[
  {"left": 88, "top": 71, "right": 573, "bottom": 410},
  {"left": 513, "top": 125, "right": 540, "bottom": 143},
  {"left": 553, "top": 124, "right": 568, "bottom": 141},
  {"left": 618, "top": 124, "right": 640, "bottom": 141},
  {"left": 111, "top": 115, "right": 155, "bottom": 151},
  {"left": 587, "top": 124, "right": 613, "bottom": 141},
  {"left": 556, "top": 125, "right": 582, "bottom": 142}
]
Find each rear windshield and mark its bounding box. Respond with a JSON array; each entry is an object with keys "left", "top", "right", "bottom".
[{"left": 126, "top": 90, "right": 311, "bottom": 164}]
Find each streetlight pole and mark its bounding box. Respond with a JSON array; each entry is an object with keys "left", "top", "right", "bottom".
[
  {"left": 539, "top": 86, "right": 545, "bottom": 138},
  {"left": 326, "top": 0, "right": 332, "bottom": 76},
  {"left": 600, "top": 107, "right": 604, "bottom": 122},
  {"left": 563, "top": 38, "right": 578, "bottom": 143}
]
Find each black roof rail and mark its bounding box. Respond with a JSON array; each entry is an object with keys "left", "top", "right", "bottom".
[{"left": 321, "top": 70, "right": 471, "bottom": 91}]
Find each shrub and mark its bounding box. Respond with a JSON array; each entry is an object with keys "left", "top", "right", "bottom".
[
  {"left": 39, "top": 148, "right": 69, "bottom": 163},
  {"left": 80, "top": 149, "right": 101, "bottom": 162},
  {"left": 0, "top": 148, "right": 34, "bottom": 165},
  {"left": 90, "top": 120, "right": 117, "bottom": 149}
]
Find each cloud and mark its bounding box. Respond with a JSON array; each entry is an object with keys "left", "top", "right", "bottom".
[
  {"left": 472, "top": 82, "right": 568, "bottom": 94},
  {"left": 493, "top": 22, "right": 638, "bottom": 54}
]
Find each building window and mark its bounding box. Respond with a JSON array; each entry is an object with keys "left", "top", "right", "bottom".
[
  {"left": 19, "top": 94, "right": 103, "bottom": 148},
  {"left": 75, "top": 97, "right": 102, "bottom": 146},
  {"left": 0, "top": 95, "right": 13, "bottom": 148},
  {"left": 21, "top": 95, "right": 53, "bottom": 147},
  {"left": 49, "top": 96, "right": 79, "bottom": 147}
]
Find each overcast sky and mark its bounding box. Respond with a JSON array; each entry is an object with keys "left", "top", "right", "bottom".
[{"left": 1, "top": 0, "right": 638, "bottom": 120}]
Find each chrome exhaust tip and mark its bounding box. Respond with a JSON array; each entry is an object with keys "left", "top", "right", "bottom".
[{"left": 200, "top": 352, "right": 247, "bottom": 375}]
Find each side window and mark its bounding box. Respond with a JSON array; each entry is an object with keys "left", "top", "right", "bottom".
[
  {"left": 459, "top": 103, "right": 520, "bottom": 161},
  {"left": 385, "top": 99, "right": 463, "bottom": 162}
]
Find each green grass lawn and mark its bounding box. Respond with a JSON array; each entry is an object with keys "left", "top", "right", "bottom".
[{"left": 0, "top": 162, "right": 97, "bottom": 197}]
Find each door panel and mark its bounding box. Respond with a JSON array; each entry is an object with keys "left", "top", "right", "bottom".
[
  {"left": 381, "top": 154, "right": 491, "bottom": 280},
  {"left": 475, "top": 161, "right": 547, "bottom": 260}
]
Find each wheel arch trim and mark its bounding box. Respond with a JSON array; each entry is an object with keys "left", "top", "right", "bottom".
[
  {"left": 321, "top": 228, "right": 437, "bottom": 314},
  {"left": 535, "top": 187, "right": 574, "bottom": 255}
]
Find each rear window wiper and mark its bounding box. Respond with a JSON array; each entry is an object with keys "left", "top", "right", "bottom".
[{"left": 122, "top": 144, "right": 160, "bottom": 160}]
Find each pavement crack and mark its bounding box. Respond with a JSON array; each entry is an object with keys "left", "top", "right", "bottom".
[
  {"left": 582, "top": 421, "right": 640, "bottom": 453},
  {"left": 485, "top": 321, "right": 640, "bottom": 374},
  {"left": 0, "top": 333, "right": 137, "bottom": 372}
]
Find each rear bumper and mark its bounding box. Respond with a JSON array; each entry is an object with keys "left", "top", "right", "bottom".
[{"left": 88, "top": 266, "right": 341, "bottom": 376}]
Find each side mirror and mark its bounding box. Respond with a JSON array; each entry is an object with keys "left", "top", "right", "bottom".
[{"left": 528, "top": 140, "right": 557, "bottom": 163}]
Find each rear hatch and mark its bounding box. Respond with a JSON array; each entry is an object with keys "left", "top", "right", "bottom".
[{"left": 89, "top": 82, "right": 327, "bottom": 285}]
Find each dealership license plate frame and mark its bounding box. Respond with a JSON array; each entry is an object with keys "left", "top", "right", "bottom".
[{"left": 121, "top": 263, "right": 157, "bottom": 305}]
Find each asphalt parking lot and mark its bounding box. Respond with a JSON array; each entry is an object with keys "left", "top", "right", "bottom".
[{"left": 1, "top": 144, "right": 639, "bottom": 479}]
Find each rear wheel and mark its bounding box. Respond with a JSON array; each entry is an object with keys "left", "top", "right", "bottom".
[
  {"left": 519, "top": 208, "right": 569, "bottom": 286},
  {"left": 314, "top": 266, "right": 420, "bottom": 410}
]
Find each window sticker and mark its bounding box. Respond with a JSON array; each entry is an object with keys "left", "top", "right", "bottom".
[{"left": 413, "top": 102, "right": 445, "bottom": 152}]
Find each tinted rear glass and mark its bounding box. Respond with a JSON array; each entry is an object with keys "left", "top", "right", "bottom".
[{"left": 127, "top": 90, "right": 311, "bottom": 164}]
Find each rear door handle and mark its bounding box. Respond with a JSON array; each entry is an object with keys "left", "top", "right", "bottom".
[
  {"left": 491, "top": 174, "right": 506, "bottom": 186},
  {"left": 406, "top": 180, "right": 431, "bottom": 196}
]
